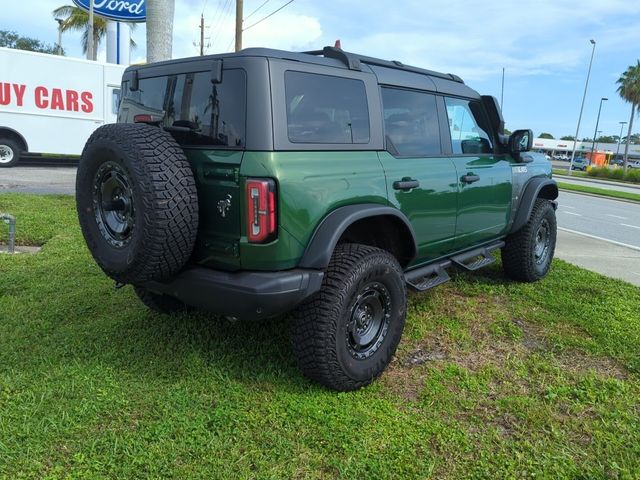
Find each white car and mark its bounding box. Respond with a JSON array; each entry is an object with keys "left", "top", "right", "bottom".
[{"left": 628, "top": 161, "right": 640, "bottom": 169}]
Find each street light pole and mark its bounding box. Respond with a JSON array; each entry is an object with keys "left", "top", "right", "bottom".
[
  {"left": 569, "top": 39, "right": 596, "bottom": 175},
  {"left": 87, "top": 0, "right": 94, "bottom": 60},
  {"left": 615, "top": 121, "right": 627, "bottom": 162},
  {"left": 590, "top": 97, "right": 608, "bottom": 159},
  {"left": 55, "top": 18, "right": 64, "bottom": 55}
]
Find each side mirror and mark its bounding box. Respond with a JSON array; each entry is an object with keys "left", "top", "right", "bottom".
[{"left": 509, "top": 129, "right": 533, "bottom": 159}]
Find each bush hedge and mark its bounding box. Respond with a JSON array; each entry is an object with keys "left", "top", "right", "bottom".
[{"left": 587, "top": 166, "right": 640, "bottom": 183}]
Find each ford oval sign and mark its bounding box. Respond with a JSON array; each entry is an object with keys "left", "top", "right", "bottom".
[{"left": 72, "top": 0, "right": 146, "bottom": 22}]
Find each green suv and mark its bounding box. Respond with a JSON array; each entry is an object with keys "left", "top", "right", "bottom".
[{"left": 76, "top": 46, "right": 558, "bottom": 391}]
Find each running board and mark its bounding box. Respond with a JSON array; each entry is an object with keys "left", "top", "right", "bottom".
[
  {"left": 405, "top": 261, "right": 451, "bottom": 292},
  {"left": 450, "top": 241, "right": 504, "bottom": 271},
  {"left": 404, "top": 241, "right": 505, "bottom": 292}
]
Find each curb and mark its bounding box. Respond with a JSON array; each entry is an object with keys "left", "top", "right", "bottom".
[{"left": 554, "top": 173, "right": 640, "bottom": 190}]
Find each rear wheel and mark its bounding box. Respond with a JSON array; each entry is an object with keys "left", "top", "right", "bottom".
[
  {"left": 0, "top": 138, "right": 21, "bottom": 167},
  {"left": 502, "top": 198, "right": 557, "bottom": 282},
  {"left": 291, "top": 243, "right": 407, "bottom": 391}
]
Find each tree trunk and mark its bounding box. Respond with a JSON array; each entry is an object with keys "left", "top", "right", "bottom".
[
  {"left": 146, "top": 0, "right": 175, "bottom": 63},
  {"left": 622, "top": 102, "right": 636, "bottom": 173}
]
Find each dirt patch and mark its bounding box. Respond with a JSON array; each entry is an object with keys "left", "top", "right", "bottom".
[{"left": 554, "top": 350, "right": 629, "bottom": 380}]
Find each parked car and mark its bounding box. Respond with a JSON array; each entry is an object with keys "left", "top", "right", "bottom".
[
  {"left": 571, "top": 157, "right": 589, "bottom": 171},
  {"left": 628, "top": 160, "right": 640, "bottom": 169},
  {"left": 75, "top": 46, "right": 558, "bottom": 391}
]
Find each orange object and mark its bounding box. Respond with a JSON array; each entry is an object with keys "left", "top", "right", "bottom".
[{"left": 586, "top": 152, "right": 606, "bottom": 166}]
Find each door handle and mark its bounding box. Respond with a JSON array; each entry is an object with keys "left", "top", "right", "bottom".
[
  {"left": 461, "top": 174, "right": 480, "bottom": 184},
  {"left": 393, "top": 179, "right": 420, "bottom": 190}
]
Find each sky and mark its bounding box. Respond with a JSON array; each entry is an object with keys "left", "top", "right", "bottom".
[{"left": 4, "top": 0, "right": 640, "bottom": 139}]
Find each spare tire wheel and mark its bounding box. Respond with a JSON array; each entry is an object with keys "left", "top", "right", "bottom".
[{"left": 76, "top": 123, "right": 199, "bottom": 284}]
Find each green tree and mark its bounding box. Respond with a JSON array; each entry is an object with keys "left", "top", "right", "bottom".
[
  {"left": 0, "top": 30, "right": 61, "bottom": 54},
  {"left": 596, "top": 135, "right": 616, "bottom": 144},
  {"left": 616, "top": 61, "right": 640, "bottom": 170},
  {"left": 503, "top": 128, "right": 512, "bottom": 136},
  {"left": 52, "top": 5, "right": 136, "bottom": 61},
  {"left": 560, "top": 135, "right": 576, "bottom": 141},
  {"left": 539, "top": 132, "right": 554, "bottom": 139}
]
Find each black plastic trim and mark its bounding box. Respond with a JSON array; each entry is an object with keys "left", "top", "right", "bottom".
[
  {"left": 143, "top": 267, "right": 324, "bottom": 319},
  {"left": 509, "top": 177, "right": 558, "bottom": 233},
  {"left": 299, "top": 204, "right": 418, "bottom": 269}
]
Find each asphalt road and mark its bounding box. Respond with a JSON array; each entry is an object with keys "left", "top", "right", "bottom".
[
  {"left": 556, "top": 191, "right": 640, "bottom": 249},
  {"left": 0, "top": 166, "right": 76, "bottom": 195}
]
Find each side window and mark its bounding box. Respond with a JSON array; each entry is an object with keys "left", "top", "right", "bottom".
[
  {"left": 444, "top": 97, "right": 493, "bottom": 154},
  {"left": 284, "top": 71, "right": 370, "bottom": 144},
  {"left": 381, "top": 87, "right": 441, "bottom": 156}
]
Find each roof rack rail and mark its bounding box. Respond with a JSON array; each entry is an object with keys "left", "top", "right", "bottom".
[
  {"left": 303, "top": 47, "right": 362, "bottom": 71},
  {"left": 302, "top": 46, "right": 464, "bottom": 84}
]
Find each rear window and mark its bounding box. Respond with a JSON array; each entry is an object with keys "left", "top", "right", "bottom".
[
  {"left": 119, "top": 69, "right": 246, "bottom": 148},
  {"left": 284, "top": 71, "right": 370, "bottom": 144}
]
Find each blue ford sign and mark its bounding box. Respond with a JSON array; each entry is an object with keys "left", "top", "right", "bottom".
[{"left": 72, "top": 0, "right": 146, "bottom": 22}]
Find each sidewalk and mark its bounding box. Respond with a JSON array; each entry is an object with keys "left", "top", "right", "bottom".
[
  {"left": 555, "top": 229, "right": 640, "bottom": 287},
  {"left": 554, "top": 173, "right": 640, "bottom": 192}
]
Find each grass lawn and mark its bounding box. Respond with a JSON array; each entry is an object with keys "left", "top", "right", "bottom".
[
  {"left": 1, "top": 193, "right": 639, "bottom": 479},
  {"left": 557, "top": 182, "right": 640, "bottom": 203}
]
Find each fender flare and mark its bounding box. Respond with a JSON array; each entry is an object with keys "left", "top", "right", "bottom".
[
  {"left": 298, "top": 204, "right": 418, "bottom": 269},
  {"left": 510, "top": 177, "right": 558, "bottom": 234}
]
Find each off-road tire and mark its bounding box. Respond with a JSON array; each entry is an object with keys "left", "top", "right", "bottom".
[
  {"left": 76, "top": 123, "right": 199, "bottom": 284},
  {"left": 134, "top": 286, "right": 190, "bottom": 314},
  {"left": 291, "top": 243, "right": 407, "bottom": 391},
  {"left": 502, "top": 198, "right": 556, "bottom": 282},
  {"left": 0, "top": 138, "right": 21, "bottom": 167}
]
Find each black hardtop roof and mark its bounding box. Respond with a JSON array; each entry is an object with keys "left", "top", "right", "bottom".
[{"left": 124, "top": 46, "right": 465, "bottom": 85}]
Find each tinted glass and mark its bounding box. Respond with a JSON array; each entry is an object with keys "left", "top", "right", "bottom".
[
  {"left": 167, "top": 69, "right": 246, "bottom": 148},
  {"left": 118, "top": 76, "right": 168, "bottom": 121},
  {"left": 111, "top": 88, "right": 121, "bottom": 115},
  {"left": 444, "top": 97, "right": 493, "bottom": 154},
  {"left": 381, "top": 87, "right": 441, "bottom": 156},
  {"left": 285, "top": 71, "right": 369, "bottom": 144}
]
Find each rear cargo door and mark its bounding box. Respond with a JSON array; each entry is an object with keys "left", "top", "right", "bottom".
[{"left": 163, "top": 67, "right": 247, "bottom": 269}]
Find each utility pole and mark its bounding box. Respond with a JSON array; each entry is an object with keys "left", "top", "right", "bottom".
[
  {"left": 200, "top": 14, "right": 205, "bottom": 56},
  {"left": 235, "top": 0, "right": 243, "bottom": 52}
]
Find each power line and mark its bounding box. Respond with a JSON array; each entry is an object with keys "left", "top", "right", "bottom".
[
  {"left": 210, "top": 0, "right": 234, "bottom": 50},
  {"left": 243, "top": 0, "right": 295, "bottom": 31},
  {"left": 201, "top": 0, "right": 209, "bottom": 14},
  {"left": 244, "top": 0, "right": 271, "bottom": 21}
]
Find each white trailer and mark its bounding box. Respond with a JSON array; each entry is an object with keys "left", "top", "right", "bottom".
[{"left": 0, "top": 47, "right": 126, "bottom": 167}]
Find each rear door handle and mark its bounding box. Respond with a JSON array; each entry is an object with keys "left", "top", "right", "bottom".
[
  {"left": 461, "top": 174, "right": 480, "bottom": 184},
  {"left": 393, "top": 179, "right": 420, "bottom": 190}
]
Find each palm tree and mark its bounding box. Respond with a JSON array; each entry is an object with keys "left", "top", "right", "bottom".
[
  {"left": 616, "top": 61, "right": 640, "bottom": 172},
  {"left": 52, "top": 5, "right": 136, "bottom": 60},
  {"left": 146, "top": 0, "right": 174, "bottom": 63}
]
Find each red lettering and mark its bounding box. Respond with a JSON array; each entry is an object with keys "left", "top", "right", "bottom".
[
  {"left": 66, "top": 90, "right": 79, "bottom": 112},
  {"left": 12, "top": 84, "right": 26, "bottom": 107},
  {"left": 0, "top": 83, "right": 10, "bottom": 106},
  {"left": 81, "top": 91, "right": 93, "bottom": 113},
  {"left": 35, "top": 86, "right": 48, "bottom": 108},
  {"left": 51, "top": 88, "right": 64, "bottom": 110}
]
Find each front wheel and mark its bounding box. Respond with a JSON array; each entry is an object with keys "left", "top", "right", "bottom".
[
  {"left": 291, "top": 243, "right": 407, "bottom": 391},
  {"left": 0, "top": 138, "right": 21, "bottom": 167},
  {"left": 502, "top": 198, "right": 557, "bottom": 282}
]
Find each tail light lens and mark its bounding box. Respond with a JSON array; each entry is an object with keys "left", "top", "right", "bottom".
[{"left": 246, "top": 178, "right": 277, "bottom": 243}]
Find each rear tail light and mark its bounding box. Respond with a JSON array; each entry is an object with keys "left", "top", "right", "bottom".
[{"left": 246, "top": 178, "right": 277, "bottom": 243}]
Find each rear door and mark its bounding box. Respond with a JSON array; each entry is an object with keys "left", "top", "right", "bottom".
[
  {"left": 442, "top": 97, "right": 512, "bottom": 248},
  {"left": 377, "top": 87, "right": 458, "bottom": 265}
]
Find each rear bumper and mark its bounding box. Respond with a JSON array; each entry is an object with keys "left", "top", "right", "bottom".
[{"left": 143, "top": 267, "right": 324, "bottom": 319}]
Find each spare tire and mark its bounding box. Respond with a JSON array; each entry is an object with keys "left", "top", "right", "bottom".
[{"left": 76, "top": 123, "right": 199, "bottom": 284}]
